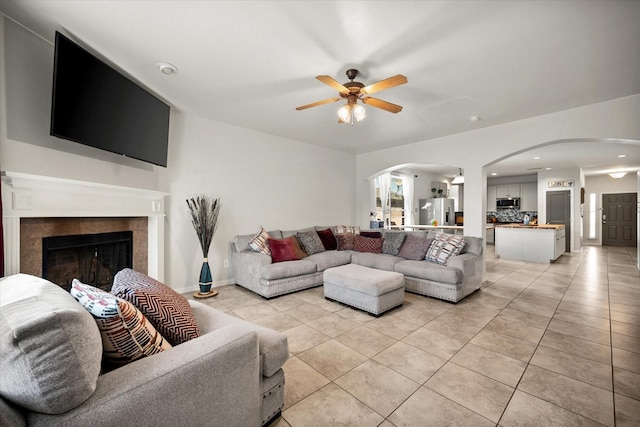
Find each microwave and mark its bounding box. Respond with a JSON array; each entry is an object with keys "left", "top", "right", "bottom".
[{"left": 496, "top": 197, "right": 520, "bottom": 210}]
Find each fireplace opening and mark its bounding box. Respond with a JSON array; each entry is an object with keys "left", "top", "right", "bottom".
[{"left": 42, "top": 231, "right": 133, "bottom": 292}]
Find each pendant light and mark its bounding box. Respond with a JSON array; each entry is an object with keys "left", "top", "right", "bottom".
[{"left": 451, "top": 168, "right": 464, "bottom": 184}]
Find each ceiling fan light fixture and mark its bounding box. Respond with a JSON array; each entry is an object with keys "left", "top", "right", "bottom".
[{"left": 338, "top": 103, "right": 366, "bottom": 125}]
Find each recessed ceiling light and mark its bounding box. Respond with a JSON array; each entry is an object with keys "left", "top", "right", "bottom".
[
  {"left": 470, "top": 115, "right": 480, "bottom": 122},
  {"left": 618, "top": 154, "right": 628, "bottom": 158},
  {"left": 545, "top": 167, "right": 552, "bottom": 170},
  {"left": 156, "top": 62, "right": 178, "bottom": 75},
  {"left": 533, "top": 156, "right": 541, "bottom": 160},
  {"left": 490, "top": 172, "right": 497, "bottom": 176}
]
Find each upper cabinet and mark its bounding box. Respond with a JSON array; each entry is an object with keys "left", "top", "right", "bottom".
[
  {"left": 520, "top": 183, "right": 538, "bottom": 211},
  {"left": 496, "top": 184, "right": 521, "bottom": 198},
  {"left": 487, "top": 185, "right": 497, "bottom": 211}
]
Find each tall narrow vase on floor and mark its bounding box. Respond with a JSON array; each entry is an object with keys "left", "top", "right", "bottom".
[{"left": 187, "top": 195, "right": 222, "bottom": 297}]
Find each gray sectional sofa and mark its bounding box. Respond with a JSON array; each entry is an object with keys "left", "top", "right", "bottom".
[{"left": 232, "top": 227, "right": 484, "bottom": 303}]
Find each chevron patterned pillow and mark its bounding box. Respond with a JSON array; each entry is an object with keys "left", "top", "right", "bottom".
[
  {"left": 71, "top": 279, "right": 171, "bottom": 367},
  {"left": 111, "top": 269, "right": 200, "bottom": 346}
]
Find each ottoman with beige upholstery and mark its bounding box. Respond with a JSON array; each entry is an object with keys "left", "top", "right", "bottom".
[{"left": 323, "top": 264, "right": 405, "bottom": 316}]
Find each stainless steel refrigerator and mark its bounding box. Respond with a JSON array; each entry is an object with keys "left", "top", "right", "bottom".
[{"left": 419, "top": 198, "right": 455, "bottom": 225}]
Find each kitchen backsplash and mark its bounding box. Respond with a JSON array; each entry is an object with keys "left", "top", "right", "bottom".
[{"left": 487, "top": 210, "right": 538, "bottom": 223}]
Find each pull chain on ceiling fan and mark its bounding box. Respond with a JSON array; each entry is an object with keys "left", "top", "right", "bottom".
[{"left": 296, "top": 69, "right": 407, "bottom": 125}]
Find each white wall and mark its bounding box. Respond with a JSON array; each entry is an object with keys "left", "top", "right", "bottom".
[
  {"left": 584, "top": 174, "right": 638, "bottom": 245},
  {"left": 158, "top": 113, "right": 355, "bottom": 291},
  {"left": 356, "top": 96, "right": 640, "bottom": 243},
  {"left": 1, "top": 16, "right": 356, "bottom": 291}
]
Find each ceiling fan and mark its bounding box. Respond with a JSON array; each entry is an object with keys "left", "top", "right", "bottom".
[{"left": 296, "top": 69, "right": 408, "bottom": 124}]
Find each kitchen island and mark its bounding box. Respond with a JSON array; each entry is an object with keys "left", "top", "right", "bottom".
[{"left": 495, "top": 224, "right": 565, "bottom": 263}]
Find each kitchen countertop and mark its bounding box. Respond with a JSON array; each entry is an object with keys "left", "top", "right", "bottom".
[{"left": 495, "top": 223, "right": 565, "bottom": 229}]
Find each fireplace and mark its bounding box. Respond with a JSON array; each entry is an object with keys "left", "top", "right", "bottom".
[
  {"left": 1, "top": 171, "right": 168, "bottom": 282},
  {"left": 43, "top": 231, "right": 133, "bottom": 291}
]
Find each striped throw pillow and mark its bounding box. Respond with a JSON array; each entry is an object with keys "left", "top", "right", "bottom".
[
  {"left": 111, "top": 269, "right": 201, "bottom": 346},
  {"left": 71, "top": 279, "right": 171, "bottom": 367},
  {"left": 425, "top": 233, "right": 466, "bottom": 265},
  {"left": 249, "top": 226, "right": 271, "bottom": 255}
]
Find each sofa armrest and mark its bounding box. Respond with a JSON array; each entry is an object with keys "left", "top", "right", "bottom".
[
  {"left": 446, "top": 253, "right": 479, "bottom": 278},
  {"left": 29, "top": 325, "right": 261, "bottom": 427},
  {"left": 232, "top": 250, "right": 272, "bottom": 290}
]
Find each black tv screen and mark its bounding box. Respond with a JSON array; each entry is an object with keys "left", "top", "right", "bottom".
[{"left": 50, "top": 32, "right": 170, "bottom": 167}]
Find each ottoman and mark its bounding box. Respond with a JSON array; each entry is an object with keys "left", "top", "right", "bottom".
[{"left": 323, "top": 264, "right": 405, "bottom": 316}]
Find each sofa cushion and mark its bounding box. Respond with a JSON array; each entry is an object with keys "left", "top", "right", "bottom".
[
  {"left": 335, "top": 232, "right": 355, "bottom": 250},
  {"left": 316, "top": 228, "right": 338, "bottom": 250},
  {"left": 351, "top": 252, "right": 405, "bottom": 271},
  {"left": 354, "top": 235, "right": 384, "bottom": 253},
  {"left": 397, "top": 234, "right": 434, "bottom": 260},
  {"left": 0, "top": 274, "right": 102, "bottom": 414},
  {"left": 394, "top": 260, "right": 463, "bottom": 285},
  {"left": 305, "top": 250, "right": 352, "bottom": 272},
  {"left": 261, "top": 259, "right": 317, "bottom": 280},
  {"left": 426, "top": 233, "right": 466, "bottom": 265},
  {"left": 382, "top": 231, "right": 406, "bottom": 256},
  {"left": 249, "top": 226, "right": 272, "bottom": 255},
  {"left": 71, "top": 280, "right": 171, "bottom": 367},
  {"left": 296, "top": 230, "right": 326, "bottom": 255},
  {"left": 112, "top": 269, "right": 201, "bottom": 346},
  {"left": 268, "top": 236, "right": 307, "bottom": 263}
]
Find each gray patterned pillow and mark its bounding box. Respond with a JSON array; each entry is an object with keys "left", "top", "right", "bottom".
[
  {"left": 382, "top": 232, "right": 406, "bottom": 255},
  {"left": 296, "top": 230, "right": 325, "bottom": 255},
  {"left": 398, "top": 234, "right": 434, "bottom": 261}
]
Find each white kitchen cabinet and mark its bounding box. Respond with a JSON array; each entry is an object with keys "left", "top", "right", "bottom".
[
  {"left": 520, "top": 183, "right": 538, "bottom": 211},
  {"left": 496, "top": 184, "right": 521, "bottom": 198},
  {"left": 495, "top": 226, "right": 565, "bottom": 263},
  {"left": 487, "top": 185, "right": 497, "bottom": 211}
]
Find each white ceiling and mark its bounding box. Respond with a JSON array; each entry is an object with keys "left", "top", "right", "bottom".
[{"left": 1, "top": 1, "right": 640, "bottom": 178}]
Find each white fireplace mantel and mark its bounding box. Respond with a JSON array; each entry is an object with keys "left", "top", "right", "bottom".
[{"left": 1, "top": 171, "right": 169, "bottom": 280}]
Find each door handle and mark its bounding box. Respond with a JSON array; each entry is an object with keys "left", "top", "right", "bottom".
[{"left": 602, "top": 214, "right": 606, "bottom": 224}]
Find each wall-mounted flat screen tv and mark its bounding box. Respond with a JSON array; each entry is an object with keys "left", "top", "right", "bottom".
[{"left": 50, "top": 32, "right": 170, "bottom": 167}]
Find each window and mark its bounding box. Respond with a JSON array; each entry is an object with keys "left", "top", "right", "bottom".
[
  {"left": 375, "top": 175, "right": 404, "bottom": 226},
  {"left": 588, "top": 193, "right": 596, "bottom": 239}
]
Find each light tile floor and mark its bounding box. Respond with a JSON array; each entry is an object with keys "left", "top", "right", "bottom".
[{"left": 190, "top": 245, "right": 640, "bottom": 426}]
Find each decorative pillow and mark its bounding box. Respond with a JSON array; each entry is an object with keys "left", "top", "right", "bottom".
[
  {"left": 335, "top": 232, "right": 355, "bottom": 250},
  {"left": 0, "top": 274, "right": 102, "bottom": 415},
  {"left": 248, "top": 226, "right": 271, "bottom": 255},
  {"left": 71, "top": 279, "right": 171, "bottom": 367},
  {"left": 360, "top": 231, "right": 382, "bottom": 238},
  {"left": 353, "top": 235, "right": 384, "bottom": 253},
  {"left": 398, "top": 234, "right": 434, "bottom": 261},
  {"left": 268, "top": 236, "right": 306, "bottom": 263},
  {"left": 316, "top": 228, "right": 337, "bottom": 250},
  {"left": 382, "top": 232, "right": 406, "bottom": 256},
  {"left": 426, "top": 233, "right": 466, "bottom": 265},
  {"left": 111, "top": 269, "right": 201, "bottom": 346},
  {"left": 296, "top": 230, "right": 326, "bottom": 255}
]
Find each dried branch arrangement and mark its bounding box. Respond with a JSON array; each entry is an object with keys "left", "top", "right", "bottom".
[{"left": 186, "top": 195, "right": 222, "bottom": 257}]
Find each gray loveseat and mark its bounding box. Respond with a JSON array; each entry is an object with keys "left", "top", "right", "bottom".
[
  {"left": 232, "top": 227, "right": 483, "bottom": 303},
  {"left": 0, "top": 274, "right": 288, "bottom": 427}
]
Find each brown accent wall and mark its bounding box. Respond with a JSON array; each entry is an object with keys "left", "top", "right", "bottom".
[{"left": 20, "top": 217, "right": 148, "bottom": 277}]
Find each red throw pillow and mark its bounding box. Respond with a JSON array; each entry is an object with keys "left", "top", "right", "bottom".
[
  {"left": 353, "top": 235, "right": 384, "bottom": 253},
  {"left": 360, "top": 231, "right": 382, "bottom": 238},
  {"left": 316, "top": 228, "right": 337, "bottom": 250},
  {"left": 268, "top": 236, "right": 306, "bottom": 263}
]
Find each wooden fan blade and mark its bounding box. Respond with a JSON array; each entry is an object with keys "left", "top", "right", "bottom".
[
  {"left": 361, "top": 75, "right": 407, "bottom": 95},
  {"left": 295, "top": 97, "right": 341, "bottom": 111},
  {"left": 316, "top": 75, "right": 350, "bottom": 93},
  {"left": 361, "top": 97, "right": 403, "bottom": 114}
]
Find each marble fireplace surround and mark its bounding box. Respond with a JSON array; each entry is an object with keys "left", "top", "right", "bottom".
[{"left": 1, "top": 171, "right": 168, "bottom": 281}]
